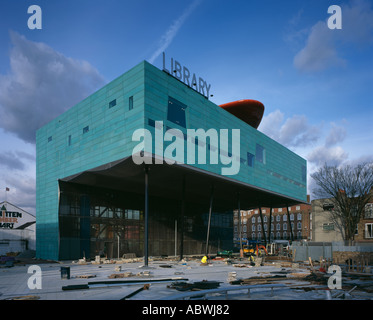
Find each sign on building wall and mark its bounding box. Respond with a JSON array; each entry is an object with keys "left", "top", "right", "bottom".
[
  {"left": 0, "top": 203, "right": 35, "bottom": 230},
  {"left": 162, "top": 52, "right": 212, "bottom": 99}
]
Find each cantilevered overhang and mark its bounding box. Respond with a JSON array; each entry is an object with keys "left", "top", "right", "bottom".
[{"left": 60, "top": 155, "right": 307, "bottom": 211}]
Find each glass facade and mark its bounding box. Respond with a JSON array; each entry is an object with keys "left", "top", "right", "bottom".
[{"left": 58, "top": 181, "right": 232, "bottom": 260}]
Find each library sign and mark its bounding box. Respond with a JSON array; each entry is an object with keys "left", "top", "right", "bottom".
[
  {"left": 0, "top": 205, "right": 23, "bottom": 229},
  {"left": 162, "top": 52, "right": 212, "bottom": 99}
]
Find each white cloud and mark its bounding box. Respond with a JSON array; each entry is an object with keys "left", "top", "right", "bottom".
[
  {"left": 307, "top": 145, "right": 349, "bottom": 167},
  {"left": 0, "top": 151, "right": 29, "bottom": 171},
  {"left": 343, "top": 154, "right": 373, "bottom": 167},
  {"left": 325, "top": 122, "right": 347, "bottom": 146},
  {"left": 293, "top": 0, "right": 373, "bottom": 72},
  {"left": 259, "top": 109, "right": 284, "bottom": 139},
  {"left": 294, "top": 21, "right": 346, "bottom": 72},
  {"left": 0, "top": 31, "right": 105, "bottom": 143},
  {"left": 340, "top": 0, "right": 373, "bottom": 45},
  {"left": 148, "top": 0, "right": 202, "bottom": 64},
  {"left": 260, "top": 110, "right": 320, "bottom": 148},
  {"left": 0, "top": 164, "right": 36, "bottom": 214},
  {"left": 306, "top": 120, "right": 349, "bottom": 167}
]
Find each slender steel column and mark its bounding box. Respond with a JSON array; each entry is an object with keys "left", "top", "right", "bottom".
[
  {"left": 205, "top": 184, "right": 214, "bottom": 257},
  {"left": 237, "top": 192, "right": 242, "bottom": 255},
  {"left": 144, "top": 165, "right": 149, "bottom": 266},
  {"left": 268, "top": 205, "right": 273, "bottom": 244},
  {"left": 179, "top": 176, "right": 185, "bottom": 261},
  {"left": 259, "top": 206, "right": 267, "bottom": 246},
  {"left": 286, "top": 204, "right": 294, "bottom": 242}
]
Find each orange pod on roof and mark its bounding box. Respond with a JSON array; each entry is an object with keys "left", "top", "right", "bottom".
[{"left": 219, "top": 99, "right": 265, "bottom": 129}]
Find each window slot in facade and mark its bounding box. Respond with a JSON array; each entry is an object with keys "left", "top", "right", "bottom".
[
  {"left": 256, "top": 144, "right": 265, "bottom": 164},
  {"left": 109, "top": 99, "right": 117, "bottom": 108},
  {"left": 129, "top": 96, "right": 133, "bottom": 110},
  {"left": 247, "top": 152, "right": 255, "bottom": 167},
  {"left": 167, "top": 96, "right": 187, "bottom": 128},
  {"left": 148, "top": 119, "right": 155, "bottom": 127}
]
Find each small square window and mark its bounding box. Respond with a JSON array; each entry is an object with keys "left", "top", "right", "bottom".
[
  {"left": 148, "top": 119, "right": 155, "bottom": 127},
  {"left": 48, "top": 136, "right": 52, "bottom": 142},
  {"left": 109, "top": 99, "right": 117, "bottom": 108},
  {"left": 247, "top": 152, "right": 255, "bottom": 167},
  {"left": 83, "top": 126, "right": 89, "bottom": 134}
]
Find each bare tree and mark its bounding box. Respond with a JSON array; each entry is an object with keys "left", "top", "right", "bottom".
[{"left": 311, "top": 163, "right": 373, "bottom": 241}]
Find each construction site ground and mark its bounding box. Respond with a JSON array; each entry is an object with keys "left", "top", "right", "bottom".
[{"left": 1, "top": 254, "right": 373, "bottom": 301}]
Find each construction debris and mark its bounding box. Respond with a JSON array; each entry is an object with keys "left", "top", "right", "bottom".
[
  {"left": 62, "top": 277, "right": 188, "bottom": 291},
  {"left": 122, "top": 253, "right": 137, "bottom": 259},
  {"left": 75, "top": 274, "right": 96, "bottom": 279},
  {"left": 333, "top": 286, "right": 357, "bottom": 299},
  {"left": 108, "top": 270, "right": 163, "bottom": 278},
  {"left": 233, "top": 263, "right": 250, "bottom": 268},
  {"left": 137, "top": 271, "right": 153, "bottom": 277},
  {"left": 108, "top": 272, "right": 134, "bottom": 279},
  {"left": 168, "top": 280, "right": 221, "bottom": 291},
  {"left": 120, "top": 284, "right": 150, "bottom": 300},
  {"left": 303, "top": 272, "right": 328, "bottom": 285},
  {"left": 159, "top": 264, "right": 173, "bottom": 268},
  {"left": 230, "top": 275, "right": 287, "bottom": 285},
  {"left": 4, "top": 295, "right": 40, "bottom": 300},
  {"left": 91, "top": 256, "right": 101, "bottom": 265},
  {"left": 227, "top": 272, "right": 237, "bottom": 282},
  {"left": 255, "top": 257, "right": 263, "bottom": 267}
]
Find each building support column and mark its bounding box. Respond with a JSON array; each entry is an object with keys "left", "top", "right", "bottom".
[
  {"left": 237, "top": 192, "right": 243, "bottom": 257},
  {"left": 179, "top": 176, "right": 185, "bottom": 261},
  {"left": 286, "top": 204, "right": 294, "bottom": 242},
  {"left": 144, "top": 165, "right": 149, "bottom": 267},
  {"left": 259, "top": 206, "right": 267, "bottom": 246},
  {"left": 205, "top": 184, "right": 214, "bottom": 257},
  {"left": 268, "top": 205, "right": 273, "bottom": 244}
]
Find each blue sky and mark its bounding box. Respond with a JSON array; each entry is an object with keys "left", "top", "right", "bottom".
[{"left": 0, "top": 0, "right": 372, "bottom": 213}]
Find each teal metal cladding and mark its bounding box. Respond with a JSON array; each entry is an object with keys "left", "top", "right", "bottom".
[{"left": 36, "top": 61, "right": 306, "bottom": 260}]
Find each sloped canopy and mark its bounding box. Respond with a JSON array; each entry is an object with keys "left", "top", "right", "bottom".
[{"left": 60, "top": 155, "right": 306, "bottom": 210}]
